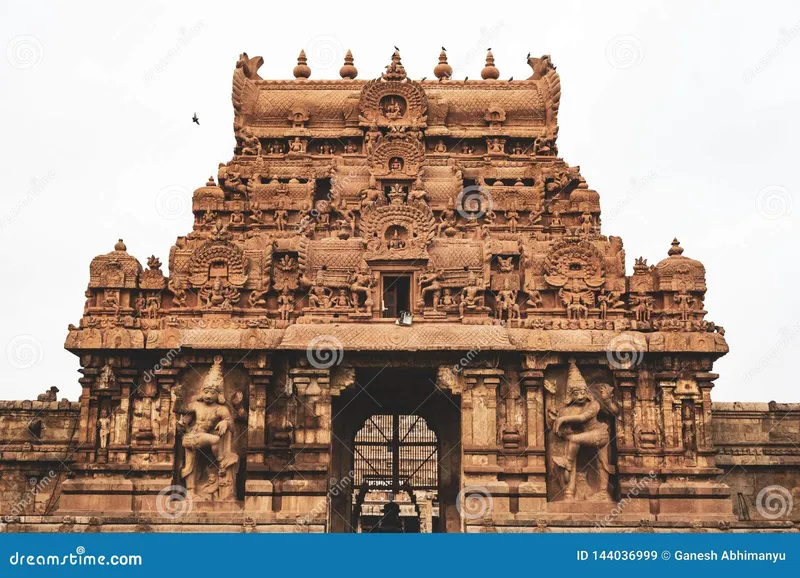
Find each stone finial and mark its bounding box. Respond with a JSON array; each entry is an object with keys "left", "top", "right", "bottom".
[
  {"left": 481, "top": 49, "right": 500, "bottom": 80},
  {"left": 114, "top": 239, "right": 127, "bottom": 252},
  {"left": 382, "top": 50, "right": 407, "bottom": 81},
  {"left": 434, "top": 48, "right": 452, "bottom": 80},
  {"left": 293, "top": 50, "right": 311, "bottom": 79},
  {"left": 668, "top": 238, "right": 684, "bottom": 257},
  {"left": 206, "top": 176, "right": 216, "bottom": 186},
  {"left": 339, "top": 50, "right": 358, "bottom": 79}
]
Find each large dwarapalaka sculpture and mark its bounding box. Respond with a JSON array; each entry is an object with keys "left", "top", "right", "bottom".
[
  {"left": 551, "top": 360, "right": 619, "bottom": 501},
  {"left": 179, "top": 356, "right": 239, "bottom": 501},
  {"left": 0, "top": 47, "right": 797, "bottom": 533}
]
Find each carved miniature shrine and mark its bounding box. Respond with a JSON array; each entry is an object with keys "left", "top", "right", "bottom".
[{"left": 1, "top": 49, "right": 798, "bottom": 533}]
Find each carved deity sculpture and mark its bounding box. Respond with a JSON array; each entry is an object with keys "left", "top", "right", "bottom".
[
  {"left": 458, "top": 273, "right": 486, "bottom": 318},
  {"left": 505, "top": 209, "right": 520, "bottom": 233},
  {"left": 277, "top": 287, "right": 295, "bottom": 321},
  {"left": 552, "top": 361, "right": 619, "bottom": 501},
  {"left": 240, "top": 128, "right": 261, "bottom": 156},
  {"left": 305, "top": 270, "right": 332, "bottom": 309},
  {"left": 580, "top": 212, "right": 594, "bottom": 235},
  {"left": 417, "top": 265, "right": 444, "bottom": 312},
  {"left": 331, "top": 288, "right": 351, "bottom": 308},
  {"left": 168, "top": 276, "right": 188, "bottom": 308},
  {"left": 348, "top": 263, "right": 375, "bottom": 313},
  {"left": 199, "top": 277, "right": 240, "bottom": 310},
  {"left": 495, "top": 279, "right": 518, "bottom": 321},
  {"left": 596, "top": 290, "right": 624, "bottom": 320},
  {"left": 273, "top": 202, "right": 289, "bottom": 232},
  {"left": 436, "top": 203, "right": 458, "bottom": 237},
  {"left": 179, "top": 356, "right": 239, "bottom": 501},
  {"left": 98, "top": 409, "right": 112, "bottom": 449},
  {"left": 439, "top": 288, "right": 456, "bottom": 309},
  {"left": 558, "top": 280, "right": 594, "bottom": 320},
  {"left": 630, "top": 291, "right": 655, "bottom": 322},
  {"left": 674, "top": 288, "right": 695, "bottom": 322}
]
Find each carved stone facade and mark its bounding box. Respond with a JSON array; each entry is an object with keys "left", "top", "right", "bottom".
[{"left": 1, "top": 49, "right": 798, "bottom": 532}]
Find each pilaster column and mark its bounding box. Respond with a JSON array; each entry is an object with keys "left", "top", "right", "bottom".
[
  {"left": 289, "top": 367, "right": 331, "bottom": 446},
  {"left": 520, "top": 370, "right": 544, "bottom": 451},
  {"left": 695, "top": 372, "right": 718, "bottom": 452},
  {"left": 613, "top": 370, "right": 638, "bottom": 453},
  {"left": 461, "top": 369, "right": 503, "bottom": 450},
  {"left": 656, "top": 371, "right": 679, "bottom": 450}
]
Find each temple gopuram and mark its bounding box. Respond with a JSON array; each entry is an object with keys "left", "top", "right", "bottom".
[{"left": 1, "top": 49, "right": 798, "bottom": 533}]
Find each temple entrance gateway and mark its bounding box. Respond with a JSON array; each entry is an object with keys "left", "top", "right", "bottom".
[
  {"left": 25, "top": 48, "right": 759, "bottom": 534},
  {"left": 352, "top": 414, "right": 438, "bottom": 532},
  {"left": 329, "top": 368, "right": 461, "bottom": 533}
]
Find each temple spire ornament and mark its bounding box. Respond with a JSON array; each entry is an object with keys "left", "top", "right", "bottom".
[
  {"left": 339, "top": 49, "right": 358, "bottom": 79},
  {"left": 668, "top": 237, "right": 684, "bottom": 256},
  {"left": 293, "top": 49, "right": 311, "bottom": 79},
  {"left": 481, "top": 49, "right": 500, "bottom": 80},
  {"left": 382, "top": 49, "right": 407, "bottom": 81},
  {"left": 434, "top": 48, "right": 452, "bottom": 80}
]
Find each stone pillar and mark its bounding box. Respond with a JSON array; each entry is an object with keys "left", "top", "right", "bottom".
[
  {"left": 245, "top": 366, "right": 273, "bottom": 460},
  {"left": 461, "top": 368, "right": 508, "bottom": 525},
  {"left": 695, "top": 372, "right": 718, "bottom": 453},
  {"left": 262, "top": 367, "right": 331, "bottom": 519},
  {"left": 613, "top": 370, "right": 638, "bottom": 455},
  {"left": 518, "top": 370, "right": 547, "bottom": 515},
  {"left": 656, "top": 371, "right": 679, "bottom": 450}
]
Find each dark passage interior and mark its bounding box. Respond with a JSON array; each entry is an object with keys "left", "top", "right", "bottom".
[{"left": 330, "top": 368, "right": 461, "bottom": 532}]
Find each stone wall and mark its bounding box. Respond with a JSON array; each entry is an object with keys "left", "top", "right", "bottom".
[
  {"left": 0, "top": 400, "right": 79, "bottom": 520},
  {"left": 712, "top": 402, "right": 800, "bottom": 525},
  {"left": 1, "top": 397, "right": 798, "bottom": 530}
]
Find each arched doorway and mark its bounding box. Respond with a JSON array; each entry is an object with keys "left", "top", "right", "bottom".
[
  {"left": 329, "top": 368, "right": 461, "bottom": 533},
  {"left": 352, "top": 413, "right": 438, "bottom": 532}
]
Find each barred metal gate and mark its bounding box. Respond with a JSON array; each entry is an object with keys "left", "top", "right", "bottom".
[{"left": 353, "top": 414, "right": 438, "bottom": 492}]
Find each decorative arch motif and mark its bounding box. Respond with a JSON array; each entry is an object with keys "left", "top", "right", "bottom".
[
  {"left": 371, "top": 137, "right": 424, "bottom": 176},
  {"left": 188, "top": 240, "right": 248, "bottom": 287},
  {"left": 543, "top": 237, "right": 605, "bottom": 288},
  {"left": 360, "top": 199, "right": 435, "bottom": 260},
  {"left": 359, "top": 80, "right": 428, "bottom": 127}
]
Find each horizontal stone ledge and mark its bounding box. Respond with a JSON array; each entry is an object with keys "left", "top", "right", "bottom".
[{"left": 65, "top": 325, "right": 729, "bottom": 354}]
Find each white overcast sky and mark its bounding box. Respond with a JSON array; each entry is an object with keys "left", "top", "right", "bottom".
[{"left": 1, "top": 0, "right": 798, "bottom": 402}]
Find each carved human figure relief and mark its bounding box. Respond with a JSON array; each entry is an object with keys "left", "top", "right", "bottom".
[
  {"left": 547, "top": 360, "right": 619, "bottom": 502},
  {"left": 179, "top": 356, "right": 240, "bottom": 501}
]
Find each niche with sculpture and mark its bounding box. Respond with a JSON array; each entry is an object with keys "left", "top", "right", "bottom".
[
  {"left": 175, "top": 356, "right": 248, "bottom": 502},
  {"left": 379, "top": 95, "right": 407, "bottom": 121},
  {"left": 545, "top": 359, "right": 619, "bottom": 502}
]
